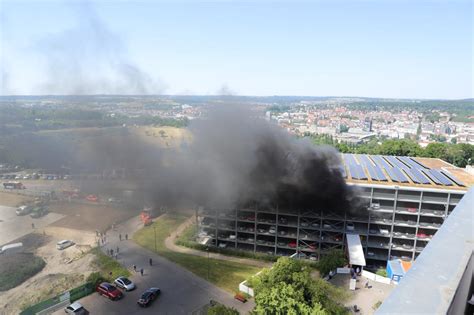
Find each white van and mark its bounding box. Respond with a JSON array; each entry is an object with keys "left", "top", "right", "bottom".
[{"left": 56, "top": 240, "right": 75, "bottom": 250}]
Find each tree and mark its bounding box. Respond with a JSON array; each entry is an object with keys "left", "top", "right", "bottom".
[
  {"left": 254, "top": 282, "right": 327, "bottom": 315},
  {"left": 316, "top": 250, "right": 346, "bottom": 277},
  {"left": 207, "top": 304, "right": 239, "bottom": 315},
  {"left": 252, "top": 257, "right": 347, "bottom": 315}
]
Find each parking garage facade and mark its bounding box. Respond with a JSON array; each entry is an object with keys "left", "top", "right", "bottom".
[{"left": 197, "top": 155, "right": 470, "bottom": 268}]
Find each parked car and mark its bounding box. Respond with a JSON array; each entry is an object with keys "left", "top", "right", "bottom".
[
  {"left": 96, "top": 282, "right": 123, "bottom": 300},
  {"left": 268, "top": 226, "right": 276, "bottom": 234},
  {"left": 371, "top": 203, "right": 380, "bottom": 210},
  {"left": 137, "top": 287, "right": 160, "bottom": 307},
  {"left": 16, "top": 205, "right": 31, "bottom": 216},
  {"left": 56, "top": 240, "right": 75, "bottom": 250},
  {"left": 114, "top": 276, "right": 136, "bottom": 291},
  {"left": 417, "top": 232, "right": 428, "bottom": 239},
  {"left": 86, "top": 194, "right": 99, "bottom": 202},
  {"left": 379, "top": 228, "right": 390, "bottom": 235},
  {"left": 65, "top": 302, "right": 89, "bottom": 314},
  {"left": 346, "top": 222, "right": 355, "bottom": 231},
  {"left": 288, "top": 241, "right": 297, "bottom": 248},
  {"left": 218, "top": 242, "right": 227, "bottom": 248}
]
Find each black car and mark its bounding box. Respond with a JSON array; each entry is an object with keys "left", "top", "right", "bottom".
[{"left": 137, "top": 288, "right": 160, "bottom": 307}]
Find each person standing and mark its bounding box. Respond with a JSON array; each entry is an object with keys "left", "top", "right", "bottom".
[
  {"left": 125, "top": 234, "right": 128, "bottom": 240},
  {"left": 140, "top": 268, "right": 144, "bottom": 276},
  {"left": 31, "top": 223, "right": 35, "bottom": 229},
  {"left": 149, "top": 258, "right": 153, "bottom": 266},
  {"left": 116, "top": 246, "right": 119, "bottom": 254},
  {"left": 119, "top": 234, "right": 122, "bottom": 241},
  {"left": 133, "top": 264, "right": 137, "bottom": 272}
]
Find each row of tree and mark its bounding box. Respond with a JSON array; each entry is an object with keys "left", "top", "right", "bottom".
[{"left": 308, "top": 135, "right": 474, "bottom": 167}]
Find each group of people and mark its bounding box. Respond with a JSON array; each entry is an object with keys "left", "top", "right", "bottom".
[
  {"left": 132, "top": 258, "right": 153, "bottom": 276},
  {"left": 119, "top": 233, "right": 128, "bottom": 241}
]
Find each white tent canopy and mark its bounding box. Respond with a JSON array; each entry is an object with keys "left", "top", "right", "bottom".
[{"left": 346, "top": 234, "right": 366, "bottom": 266}]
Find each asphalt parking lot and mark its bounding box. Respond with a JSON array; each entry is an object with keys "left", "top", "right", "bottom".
[
  {"left": 0, "top": 205, "right": 64, "bottom": 246},
  {"left": 53, "top": 217, "right": 254, "bottom": 315}
]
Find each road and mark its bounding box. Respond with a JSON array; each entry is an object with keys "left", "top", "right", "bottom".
[{"left": 66, "top": 216, "right": 255, "bottom": 314}]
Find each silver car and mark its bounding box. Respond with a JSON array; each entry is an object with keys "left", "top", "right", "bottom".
[{"left": 114, "top": 276, "right": 136, "bottom": 291}]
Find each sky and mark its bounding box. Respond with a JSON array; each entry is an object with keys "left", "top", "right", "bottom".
[{"left": 0, "top": 0, "right": 472, "bottom": 99}]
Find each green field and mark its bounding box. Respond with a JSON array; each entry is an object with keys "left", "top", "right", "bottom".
[
  {"left": 133, "top": 214, "right": 261, "bottom": 293},
  {"left": 0, "top": 253, "right": 46, "bottom": 291}
]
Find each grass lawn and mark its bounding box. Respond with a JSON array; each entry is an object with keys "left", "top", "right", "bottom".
[
  {"left": 90, "top": 247, "right": 131, "bottom": 281},
  {"left": 133, "top": 214, "right": 261, "bottom": 293},
  {"left": 0, "top": 253, "right": 46, "bottom": 291}
]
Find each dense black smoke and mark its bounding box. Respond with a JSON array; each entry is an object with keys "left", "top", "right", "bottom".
[
  {"left": 3, "top": 105, "right": 359, "bottom": 214},
  {"left": 77, "top": 105, "right": 356, "bottom": 214}
]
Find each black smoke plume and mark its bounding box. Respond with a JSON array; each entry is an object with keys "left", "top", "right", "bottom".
[{"left": 3, "top": 105, "right": 359, "bottom": 215}]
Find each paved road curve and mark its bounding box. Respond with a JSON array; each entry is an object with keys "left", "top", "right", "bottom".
[{"left": 70, "top": 216, "right": 255, "bottom": 315}]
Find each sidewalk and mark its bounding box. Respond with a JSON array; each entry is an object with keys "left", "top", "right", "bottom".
[{"left": 164, "top": 215, "right": 272, "bottom": 268}]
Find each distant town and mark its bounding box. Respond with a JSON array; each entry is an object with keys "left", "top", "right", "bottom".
[{"left": 2, "top": 95, "right": 472, "bottom": 147}]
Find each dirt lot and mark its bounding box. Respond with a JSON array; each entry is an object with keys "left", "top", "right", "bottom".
[
  {"left": 49, "top": 201, "right": 138, "bottom": 232},
  {"left": 329, "top": 273, "right": 394, "bottom": 314},
  {"left": 0, "top": 229, "right": 98, "bottom": 314},
  {"left": 0, "top": 191, "right": 33, "bottom": 207}
]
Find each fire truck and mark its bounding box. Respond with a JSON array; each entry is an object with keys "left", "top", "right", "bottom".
[{"left": 140, "top": 207, "right": 154, "bottom": 226}]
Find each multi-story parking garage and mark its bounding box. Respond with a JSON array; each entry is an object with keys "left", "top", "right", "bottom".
[{"left": 197, "top": 154, "right": 473, "bottom": 268}]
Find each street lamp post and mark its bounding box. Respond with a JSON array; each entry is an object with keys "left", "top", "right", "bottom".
[
  {"left": 206, "top": 247, "right": 210, "bottom": 280},
  {"left": 154, "top": 225, "right": 157, "bottom": 252}
]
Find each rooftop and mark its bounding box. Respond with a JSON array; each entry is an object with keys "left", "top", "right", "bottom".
[{"left": 341, "top": 154, "right": 474, "bottom": 191}]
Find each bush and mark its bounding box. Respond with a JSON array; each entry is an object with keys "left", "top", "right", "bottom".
[
  {"left": 86, "top": 272, "right": 105, "bottom": 287},
  {"left": 375, "top": 268, "right": 387, "bottom": 277},
  {"left": 207, "top": 303, "right": 239, "bottom": 315},
  {"left": 316, "top": 250, "right": 347, "bottom": 276}
]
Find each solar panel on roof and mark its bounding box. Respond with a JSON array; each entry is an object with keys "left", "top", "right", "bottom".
[
  {"left": 366, "top": 165, "right": 379, "bottom": 181},
  {"left": 410, "top": 158, "right": 429, "bottom": 169},
  {"left": 429, "top": 169, "right": 453, "bottom": 186},
  {"left": 373, "top": 165, "right": 387, "bottom": 181},
  {"left": 348, "top": 163, "right": 359, "bottom": 179},
  {"left": 440, "top": 171, "right": 465, "bottom": 187},
  {"left": 392, "top": 167, "right": 409, "bottom": 183},
  {"left": 373, "top": 155, "right": 392, "bottom": 170},
  {"left": 410, "top": 168, "right": 431, "bottom": 184},
  {"left": 399, "top": 156, "right": 421, "bottom": 170},
  {"left": 422, "top": 169, "right": 442, "bottom": 185},
  {"left": 354, "top": 164, "right": 367, "bottom": 180},
  {"left": 385, "top": 167, "right": 400, "bottom": 182},
  {"left": 404, "top": 169, "right": 421, "bottom": 184},
  {"left": 384, "top": 156, "right": 410, "bottom": 172}
]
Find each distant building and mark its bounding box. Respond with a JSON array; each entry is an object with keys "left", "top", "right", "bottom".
[{"left": 363, "top": 117, "right": 373, "bottom": 132}]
